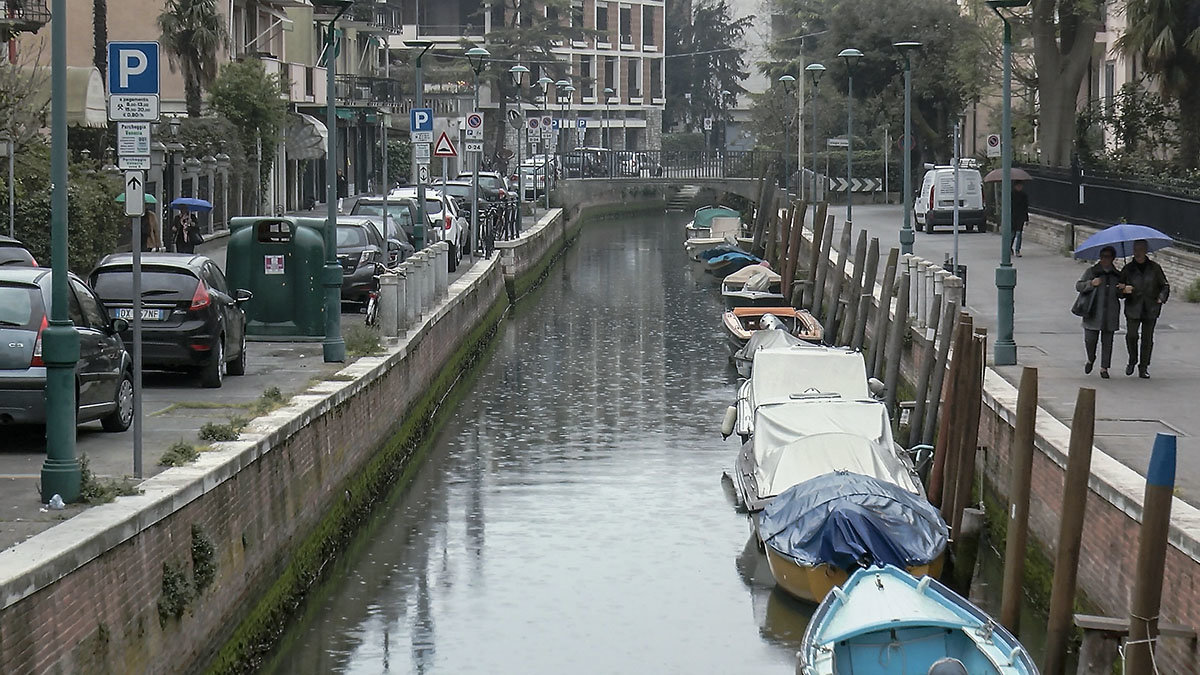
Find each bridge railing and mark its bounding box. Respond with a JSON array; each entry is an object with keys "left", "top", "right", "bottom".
[{"left": 562, "top": 149, "right": 782, "bottom": 181}]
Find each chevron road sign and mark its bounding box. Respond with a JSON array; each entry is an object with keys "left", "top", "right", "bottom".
[{"left": 830, "top": 177, "right": 883, "bottom": 192}]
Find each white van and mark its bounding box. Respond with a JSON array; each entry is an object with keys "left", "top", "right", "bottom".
[{"left": 914, "top": 165, "right": 985, "bottom": 233}]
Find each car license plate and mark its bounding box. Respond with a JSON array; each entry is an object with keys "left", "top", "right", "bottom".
[{"left": 114, "top": 308, "right": 165, "bottom": 321}]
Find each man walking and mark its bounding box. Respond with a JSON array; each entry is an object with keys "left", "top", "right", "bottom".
[
  {"left": 1011, "top": 181, "right": 1029, "bottom": 257},
  {"left": 1119, "top": 239, "right": 1170, "bottom": 378}
]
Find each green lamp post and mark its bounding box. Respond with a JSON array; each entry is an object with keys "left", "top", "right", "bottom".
[
  {"left": 42, "top": 0, "right": 81, "bottom": 502},
  {"left": 837, "top": 48, "right": 863, "bottom": 223},
  {"left": 894, "top": 41, "right": 922, "bottom": 255},
  {"left": 778, "top": 74, "right": 796, "bottom": 194},
  {"left": 316, "top": 0, "right": 352, "bottom": 363},
  {"left": 510, "top": 64, "right": 529, "bottom": 221},
  {"left": 403, "top": 39, "right": 435, "bottom": 249},
  {"left": 466, "top": 46, "right": 489, "bottom": 259},
  {"left": 537, "top": 76, "right": 553, "bottom": 209},
  {"left": 987, "top": 0, "right": 1030, "bottom": 367},
  {"left": 805, "top": 63, "right": 826, "bottom": 201}
]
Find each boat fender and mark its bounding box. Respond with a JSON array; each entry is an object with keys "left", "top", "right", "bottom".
[
  {"left": 868, "top": 377, "right": 886, "bottom": 398},
  {"left": 720, "top": 406, "right": 738, "bottom": 439}
]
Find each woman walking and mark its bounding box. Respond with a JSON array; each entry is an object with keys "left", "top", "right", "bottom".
[{"left": 1075, "top": 245, "right": 1122, "bottom": 378}]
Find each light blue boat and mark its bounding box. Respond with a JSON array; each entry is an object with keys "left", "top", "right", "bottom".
[{"left": 798, "top": 565, "right": 1037, "bottom": 675}]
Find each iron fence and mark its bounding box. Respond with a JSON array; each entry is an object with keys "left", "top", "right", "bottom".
[
  {"left": 1019, "top": 163, "right": 1200, "bottom": 247},
  {"left": 562, "top": 149, "right": 781, "bottom": 181}
]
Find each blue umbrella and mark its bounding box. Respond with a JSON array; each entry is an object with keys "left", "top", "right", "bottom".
[
  {"left": 169, "top": 197, "right": 213, "bottom": 212},
  {"left": 1073, "top": 223, "right": 1173, "bottom": 260}
]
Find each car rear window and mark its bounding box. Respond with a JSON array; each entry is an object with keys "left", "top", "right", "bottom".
[
  {"left": 91, "top": 267, "right": 200, "bottom": 301},
  {"left": 0, "top": 246, "right": 35, "bottom": 267},
  {"left": 337, "top": 225, "right": 369, "bottom": 248},
  {"left": 0, "top": 284, "right": 43, "bottom": 329}
]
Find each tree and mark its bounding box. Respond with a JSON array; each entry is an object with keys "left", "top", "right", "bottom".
[
  {"left": 1118, "top": 0, "right": 1200, "bottom": 168},
  {"left": 208, "top": 58, "right": 289, "bottom": 208},
  {"left": 158, "top": 0, "right": 229, "bottom": 117},
  {"left": 1030, "top": 0, "right": 1101, "bottom": 166},
  {"left": 664, "top": 0, "right": 752, "bottom": 132},
  {"left": 93, "top": 0, "right": 107, "bottom": 79}
]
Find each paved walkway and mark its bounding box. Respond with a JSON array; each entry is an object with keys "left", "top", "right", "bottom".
[{"left": 837, "top": 205, "right": 1200, "bottom": 505}]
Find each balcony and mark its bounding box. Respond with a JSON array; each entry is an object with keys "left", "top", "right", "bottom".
[
  {"left": 335, "top": 75, "right": 404, "bottom": 107},
  {"left": 0, "top": 0, "right": 49, "bottom": 34},
  {"left": 416, "top": 23, "right": 485, "bottom": 40},
  {"left": 261, "top": 57, "right": 327, "bottom": 105}
]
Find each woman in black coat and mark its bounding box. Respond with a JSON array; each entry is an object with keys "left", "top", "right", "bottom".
[{"left": 1074, "top": 245, "right": 1122, "bottom": 377}]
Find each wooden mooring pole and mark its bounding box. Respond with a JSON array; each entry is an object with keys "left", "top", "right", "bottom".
[
  {"left": 1000, "top": 367, "right": 1038, "bottom": 635},
  {"left": 1125, "top": 433, "right": 1177, "bottom": 675},
  {"left": 783, "top": 202, "right": 806, "bottom": 304},
  {"left": 921, "top": 302, "right": 958, "bottom": 448},
  {"left": 763, "top": 196, "right": 781, "bottom": 266},
  {"left": 907, "top": 293, "right": 943, "bottom": 448},
  {"left": 824, "top": 222, "right": 853, "bottom": 336},
  {"left": 882, "top": 272, "right": 910, "bottom": 417},
  {"left": 850, "top": 238, "right": 879, "bottom": 351},
  {"left": 869, "top": 248, "right": 900, "bottom": 379},
  {"left": 929, "top": 312, "right": 972, "bottom": 508},
  {"left": 811, "top": 210, "right": 834, "bottom": 316},
  {"left": 949, "top": 331, "right": 983, "bottom": 536},
  {"left": 1043, "top": 387, "right": 1096, "bottom": 675},
  {"left": 839, "top": 229, "right": 869, "bottom": 346}
]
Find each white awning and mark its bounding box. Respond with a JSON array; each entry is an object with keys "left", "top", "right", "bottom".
[
  {"left": 286, "top": 112, "right": 328, "bottom": 160},
  {"left": 21, "top": 66, "right": 107, "bottom": 128}
]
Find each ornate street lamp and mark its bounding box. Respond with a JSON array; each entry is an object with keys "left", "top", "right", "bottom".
[
  {"left": 510, "top": 64, "right": 529, "bottom": 223},
  {"left": 465, "top": 46, "right": 489, "bottom": 259},
  {"left": 778, "top": 74, "right": 796, "bottom": 193},
  {"left": 837, "top": 48, "right": 864, "bottom": 223}
]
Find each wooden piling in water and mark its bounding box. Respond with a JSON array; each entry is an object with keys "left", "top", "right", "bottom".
[
  {"left": 907, "top": 293, "right": 943, "bottom": 448},
  {"left": 921, "top": 302, "right": 959, "bottom": 448},
  {"left": 839, "top": 230, "right": 869, "bottom": 346},
  {"left": 804, "top": 203, "right": 827, "bottom": 309},
  {"left": 824, "top": 222, "right": 853, "bottom": 336},
  {"left": 812, "top": 212, "right": 835, "bottom": 317},
  {"left": 750, "top": 174, "right": 772, "bottom": 255},
  {"left": 764, "top": 196, "right": 781, "bottom": 266},
  {"left": 949, "top": 333, "right": 984, "bottom": 536},
  {"left": 1000, "top": 367, "right": 1039, "bottom": 634},
  {"left": 1125, "top": 433, "right": 1178, "bottom": 675},
  {"left": 931, "top": 312, "right": 972, "bottom": 510},
  {"left": 777, "top": 201, "right": 795, "bottom": 268},
  {"left": 882, "top": 272, "right": 910, "bottom": 416},
  {"left": 851, "top": 238, "right": 880, "bottom": 350},
  {"left": 869, "top": 248, "right": 900, "bottom": 379},
  {"left": 952, "top": 507, "right": 986, "bottom": 595},
  {"left": 783, "top": 202, "right": 807, "bottom": 304},
  {"left": 1043, "top": 387, "right": 1096, "bottom": 675},
  {"left": 939, "top": 323, "right": 974, "bottom": 522}
]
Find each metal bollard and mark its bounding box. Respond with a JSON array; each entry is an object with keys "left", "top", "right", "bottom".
[
  {"left": 378, "top": 272, "right": 399, "bottom": 337},
  {"left": 424, "top": 249, "right": 436, "bottom": 306}
]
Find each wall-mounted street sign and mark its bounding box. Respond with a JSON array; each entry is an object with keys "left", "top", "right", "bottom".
[
  {"left": 433, "top": 132, "right": 458, "bottom": 158},
  {"left": 465, "top": 111, "right": 484, "bottom": 140},
  {"left": 410, "top": 107, "right": 434, "bottom": 143},
  {"left": 827, "top": 137, "right": 849, "bottom": 148},
  {"left": 119, "top": 156, "right": 151, "bottom": 171},
  {"left": 124, "top": 171, "right": 146, "bottom": 217}
]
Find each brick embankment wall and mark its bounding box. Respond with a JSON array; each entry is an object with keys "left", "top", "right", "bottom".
[
  {"left": 0, "top": 210, "right": 571, "bottom": 674},
  {"left": 798, "top": 212, "right": 1200, "bottom": 670}
]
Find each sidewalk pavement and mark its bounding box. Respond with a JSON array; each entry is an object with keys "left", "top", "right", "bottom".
[{"left": 842, "top": 205, "right": 1200, "bottom": 506}]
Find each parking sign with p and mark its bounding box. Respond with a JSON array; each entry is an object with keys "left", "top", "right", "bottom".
[
  {"left": 410, "top": 107, "right": 434, "bottom": 143},
  {"left": 107, "top": 42, "right": 159, "bottom": 95}
]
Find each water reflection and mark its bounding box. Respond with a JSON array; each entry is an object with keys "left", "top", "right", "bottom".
[{"left": 263, "top": 211, "right": 814, "bottom": 674}]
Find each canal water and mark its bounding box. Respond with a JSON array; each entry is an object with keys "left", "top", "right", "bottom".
[{"left": 262, "top": 210, "right": 816, "bottom": 674}]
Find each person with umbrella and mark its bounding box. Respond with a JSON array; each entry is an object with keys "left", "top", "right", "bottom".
[
  {"left": 1011, "top": 181, "right": 1028, "bottom": 257},
  {"left": 172, "top": 204, "right": 199, "bottom": 254},
  {"left": 1075, "top": 245, "right": 1122, "bottom": 378},
  {"left": 1119, "top": 239, "right": 1170, "bottom": 378}
]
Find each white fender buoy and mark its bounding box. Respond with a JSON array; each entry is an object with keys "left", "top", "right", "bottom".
[{"left": 720, "top": 406, "right": 738, "bottom": 439}]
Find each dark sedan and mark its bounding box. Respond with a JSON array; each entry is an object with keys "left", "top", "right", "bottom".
[
  {"left": 336, "top": 219, "right": 386, "bottom": 305},
  {"left": 0, "top": 236, "right": 36, "bottom": 267},
  {"left": 349, "top": 196, "right": 420, "bottom": 247},
  {"left": 0, "top": 267, "right": 133, "bottom": 430},
  {"left": 90, "top": 254, "right": 251, "bottom": 388}
]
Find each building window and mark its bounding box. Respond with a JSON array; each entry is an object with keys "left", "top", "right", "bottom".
[
  {"left": 627, "top": 58, "right": 640, "bottom": 99},
  {"left": 571, "top": 1, "right": 584, "bottom": 30},
  {"left": 1104, "top": 61, "right": 1116, "bottom": 116},
  {"left": 581, "top": 55, "right": 594, "bottom": 98},
  {"left": 595, "top": 3, "right": 609, "bottom": 42},
  {"left": 643, "top": 6, "right": 655, "bottom": 45},
  {"left": 650, "top": 59, "right": 662, "bottom": 98},
  {"left": 604, "top": 56, "right": 617, "bottom": 96},
  {"left": 620, "top": 5, "right": 632, "bottom": 44}
]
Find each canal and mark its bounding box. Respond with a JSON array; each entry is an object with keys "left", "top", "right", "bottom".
[{"left": 262, "top": 209, "right": 816, "bottom": 673}]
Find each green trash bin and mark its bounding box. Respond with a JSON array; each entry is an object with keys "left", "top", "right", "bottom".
[{"left": 227, "top": 217, "right": 329, "bottom": 338}]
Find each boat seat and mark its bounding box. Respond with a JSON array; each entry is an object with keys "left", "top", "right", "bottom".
[{"left": 928, "top": 657, "right": 968, "bottom": 675}]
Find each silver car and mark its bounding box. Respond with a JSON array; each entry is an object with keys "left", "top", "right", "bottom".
[{"left": 0, "top": 268, "right": 134, "bottom": 430}]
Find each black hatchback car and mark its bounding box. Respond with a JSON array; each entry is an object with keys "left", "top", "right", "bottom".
[
  {"left": 0, "top": 267, "right": 133, "bottom": 430},
  {"left": 90, "top": 254, "right": 251, "bottom": 388},
  {"left": 336, "top": 218, "right": 387, "bottom": 305},
  {"left": 349, "top": 196, "right": 420, "bottom": 247}
]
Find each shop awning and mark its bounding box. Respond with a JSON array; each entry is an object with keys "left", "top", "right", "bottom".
[
  {"left": 285, "top": 113, "right": 328, "bottom": 160},
  {"left": 22, "top": 66, "right": 107, "bottom": 128}
]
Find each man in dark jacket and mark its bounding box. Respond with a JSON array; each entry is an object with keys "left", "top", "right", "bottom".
[
  {"left": 1011, "top": 181, "right": 1029, "bottom": 257},
  {"left": 1118, "top": 239, "right": 1170, "bottom": 378}
]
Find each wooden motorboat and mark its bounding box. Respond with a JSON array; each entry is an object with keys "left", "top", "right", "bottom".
[
  {"left": 798, "top": 565, "right": 1037, "bottom": 675},
  {"left": 721, "top": 264, "right": 784, "bottom": 308},
  {"left": 722, "top": 306, "right": 823, "bottom": 351},
  {"left": 759, "top": 472, "right": 947, "bottom": 604},
  {"left": 684, "top": 205, "right": 740, "bottom": 240}
]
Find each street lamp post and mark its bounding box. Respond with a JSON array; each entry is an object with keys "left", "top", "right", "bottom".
[
  {"left": 806, "top": 63, "right": 826, "bottom": 202},
  {"left": 603, "top": 87, "right": 614, "bottom": 149},
  {"left": 404, "top": 40, "right": 435, "bottom": 250},
  {"left": 537, "top": 76, "right": 552, "bottom": 210},
  {"left": 987, "top": 0, "right": 1029, "bottom": 367},
  {"left": 42, "top": 0, "right": 81, "bottom": 501},
  {"left": 838, "top": 48, "right": 863, "bottom": 223},
  {"left": 895, "top": 41, "right": 922, "bottom": 255},
  {"left": 510, "top": 64, "right": 529, "bottom": 230},
  {"left": 466, "top": 46, "right": 489, "bottom": 260},
  {"left": 317, "top": 0, "right": 353, "bottom": 364},
  {"left": 554, "top": 79, "right": 570, "bottom": 167},
  {"left": 720, "top": 89, "right": 731, "bottom": 155},
  {"left": 778, "top": 75, "right": 795, "bottom": 194}
]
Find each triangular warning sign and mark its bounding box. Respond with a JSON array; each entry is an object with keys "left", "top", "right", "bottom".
[{"left": 433, "top": 132, "right": 457, "bottom": 158}]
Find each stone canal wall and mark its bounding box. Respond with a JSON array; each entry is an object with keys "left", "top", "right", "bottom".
[
  {"left": 0, "top": 210, "right": 566, "bottom": 674},
  {"left": 798, "top": 215, "right": 1200, "bottom": 670}
]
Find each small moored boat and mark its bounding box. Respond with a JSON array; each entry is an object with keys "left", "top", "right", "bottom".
[
  {"left": 731, "top": 330, "right": 813, "bottom": 378},
  {"left": 721, "top": 264, "right": 785, "bottom": 308},
  {"left": 759, "top": 472, "right": 948, "bottom": 603},
  {"left": 684, "top": 205, "right": 740, "bottom": 240},
  {"left": 722, "top": 306, "right": 823, "bottom": 351},
  {"left": 798, "top": 565, "right": 1037, "bottom": 675},
  {"left": 705, "top": 250, "right": 763, "bottom": 278},
  {"left": 731, "top": 345, "right": 872, "bottom": 436}
]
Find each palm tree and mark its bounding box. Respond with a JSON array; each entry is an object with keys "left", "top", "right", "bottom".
[
  {"left": 93, "top": 0, "right": 107, "bottom": 78},
  {"left": 1118, "top": 0, "right": 1200, "bottom": 168},
  {"left": 158, "top": 0, "right": 229, "bottom": 117}
]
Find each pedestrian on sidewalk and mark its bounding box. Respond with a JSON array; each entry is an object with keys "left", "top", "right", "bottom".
[
  {"left": 171, "top": 205, "right": 200, "bottom": 254},
  {"left": 1119, "top": 239, "right": 1170, "bottom": 378},
  {"left": 1011, "top": 181, "right": 1029, "bottom": 257},
  {"left": 1075, "top": 245, "right": 1122, "bottom": 378}
]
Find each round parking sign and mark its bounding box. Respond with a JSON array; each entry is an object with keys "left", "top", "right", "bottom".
[{"left": 466, "top": 113, "right": 483, "bottom": 130}]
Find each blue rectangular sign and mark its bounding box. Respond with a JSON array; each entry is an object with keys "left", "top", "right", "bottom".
[
  {"left": 410, "top": 108, "right": 434, "bottom": 133},
  {"left": 107, "top": 42, "right": 160, "bottom": 96}
]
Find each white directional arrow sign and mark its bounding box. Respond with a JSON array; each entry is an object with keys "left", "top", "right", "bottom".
[{"left": 124, "top": 171, "right": 145, "bottom": 216}]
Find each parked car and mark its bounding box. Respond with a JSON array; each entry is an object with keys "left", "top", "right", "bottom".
[
  {"left": 440, "top": 180, "right": 503, "bottom": 217},
  {"left": 457, "top": 172, "right": 512, "bottom": 201},
  {"left": 344, "top": 215, "right": 414, "bottom": 267},
  {"left": 564, "top": 147, "right": 613, "bottom": 177},
  {"left": 914, "top": 165, "right": 985, "bottom": 233},
  {"left": 0, "top": 267, "right": 133, "bottom": 430},
  {"left": 89, "top": 253, "right": 250, "bottom": 388},
  {"left": 349, "top": 196, "right": 421, "bottom": 247},
  {"left": 0, "top": 236, "right": 36, "bottom": 267},
  {"left": 389, "top": 187, "right": 467, "bottom": 272},
  {"left": 334, "top": 218, "right": 388, "bottom": 305}
]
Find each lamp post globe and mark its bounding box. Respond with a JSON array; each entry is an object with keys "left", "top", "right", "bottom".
[
  {"left": 894, "top": 41, "right": 922, "bottom": 255},
  {"left": 837, "top": 48, "right": 863, "bottom": 222}
]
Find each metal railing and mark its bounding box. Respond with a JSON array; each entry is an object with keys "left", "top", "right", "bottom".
[
  {"left": 334, "top": 75, "right": 404, "bottom": 106},
  {"left": 1018, "top": 163, "right": 1200, "bottom": 247},
  {"left": 561, "top": 149, "right": 781, "bottom": 181}
]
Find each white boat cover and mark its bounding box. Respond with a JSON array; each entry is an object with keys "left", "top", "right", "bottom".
[
  {"left": 752, "top": 400, "right": 918, "bottom": 498},
  {"left": 735, "top": 330, "right": 811, "bottom": 364},
  {"left": 749, "top": 347, "right": 869, "bottom": 405},
  {"left": 709, "top": 216, "right": 742, "bottom": 238}
]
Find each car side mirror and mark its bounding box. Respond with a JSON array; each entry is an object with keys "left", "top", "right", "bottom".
[
  {"left": 110, "top": 317, "right": 129, "bottom": 333},
  {"left": 235, "top": 289, "right": 254, "bottom": 303}
]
